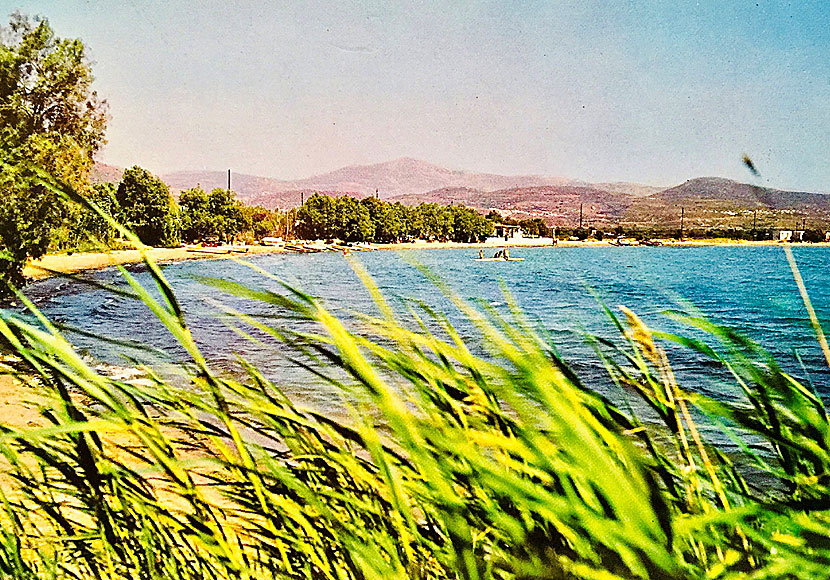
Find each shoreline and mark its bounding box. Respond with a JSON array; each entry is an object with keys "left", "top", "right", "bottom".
[{"left": 23, "top": 238, "right": 830, "bottom": 280}]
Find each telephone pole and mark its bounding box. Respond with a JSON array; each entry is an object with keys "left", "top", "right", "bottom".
[
  {"left": 579, "top": 203, "right": 583, "bottom": 229},
  {"left": 753, "top": 209, "right": 757, "bottom": 231},
  {"left": 680, "top": 207, "right": 685, "bottom": 240},
  {"left": 301, "top": 192, "right": 304, "bottom": 206},
  {"left": 227, "top": 169, "right": 231, "bottom": 190}
]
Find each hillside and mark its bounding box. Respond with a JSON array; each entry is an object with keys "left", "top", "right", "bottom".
[
  {"left": 654, "top": 177, "right": 830, "bottom": 209},
  {"left": 278, "top": 157, "right": 574, "bottom": 198},
  {"left": 391, "top": 185, "right": 633, "bottom": 224},
  {"left": 91, "top": 159, "right": 830, "bottom": 228},
  {"left": 95, "top": 158, "right": 660, "bottom": 209},
  {"left": 90, "top": 162, "right": 123, "bottom": 184},
  {"left": 390, "top": 176, "right": 830, "bottom": 229},
  {"left": 160, "top": 158, "right": 575, "bottom": 202}
]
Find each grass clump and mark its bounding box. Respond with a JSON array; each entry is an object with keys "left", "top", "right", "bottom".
[{"left": 0, "top": 175, "right": 829, "bottom": 579}]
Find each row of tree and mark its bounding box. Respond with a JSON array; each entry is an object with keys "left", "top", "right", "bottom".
[
  {"left": 69, "top": 167, "right": 286, "bottom": 248},
  {"left": 296, "top": 194, "right": 494, "bottom": 243}
]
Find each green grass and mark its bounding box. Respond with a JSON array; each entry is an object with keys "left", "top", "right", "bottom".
[{"left": 1, "top": 173, "right": 830, "bottom": 579}]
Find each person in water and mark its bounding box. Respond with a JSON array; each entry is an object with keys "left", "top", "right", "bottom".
[
  {"left": 503, "top": 248, "right": 510, "bottom": 260},
  {"left": 493, "top": 250, "right": 502, "bottom": 259},
  {"left": 479, "top": 249, "right": 484, "bottom": 259}
]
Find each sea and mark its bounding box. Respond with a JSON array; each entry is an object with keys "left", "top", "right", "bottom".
[{"left": 21, "top": 245, "right": 830, "bottom": 441}]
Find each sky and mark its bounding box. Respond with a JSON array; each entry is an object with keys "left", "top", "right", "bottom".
[{"left": 4, "top": 0, "right": 829, "bottom": 191}]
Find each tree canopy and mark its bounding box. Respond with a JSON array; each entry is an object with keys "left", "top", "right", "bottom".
[
  {"left": 0, "top": 12, "right": 108, "bottom": 288},
  {"left": 297, "top": 194, "right": 493, "bottom": 243},
  {"left": 179, "top": 187, "right": 245, "bottom": 243},
  {"left": 116, "top": 166, "right": 179, "bottom": 247}
]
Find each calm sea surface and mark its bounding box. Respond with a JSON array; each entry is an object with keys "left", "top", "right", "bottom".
[{"left": 23, "top": 246, "right": 830, "bottom": 416}]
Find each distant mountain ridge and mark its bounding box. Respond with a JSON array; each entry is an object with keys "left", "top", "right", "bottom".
[
  {"left": 158, "top": 157, "right": 576, "bottom": 204},
  {"left": 655, "top": 177, "right": 830, "bottom": 209},
  {"left": 91, "top": 160, "right": 829, "bottom": 227}
]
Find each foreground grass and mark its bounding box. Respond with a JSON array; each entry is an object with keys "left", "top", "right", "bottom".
[{"left": 2, "top": 175, "right": 830, "bottom": 579}]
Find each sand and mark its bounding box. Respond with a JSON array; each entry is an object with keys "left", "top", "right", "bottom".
[
  {"left": 0, "top": 370, "right": 44, "bottom": 430},
  {"left": 23, "top": 245, "right": 290, "bottom": 280}
]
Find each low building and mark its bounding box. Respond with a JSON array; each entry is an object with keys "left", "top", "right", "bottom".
[
  {"left": 493, "top": 223, "right": 522, "bottom": 239},
  {"left": 778, "top": 230, "right": 805, "bottom": 241}
]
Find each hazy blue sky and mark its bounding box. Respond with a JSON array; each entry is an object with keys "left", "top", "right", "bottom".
[{"left": 6, "top": 1, "right": 829, "bottom": 190}]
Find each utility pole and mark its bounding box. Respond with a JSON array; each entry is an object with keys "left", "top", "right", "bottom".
[
  {"left": 227, "top": 169, "right": 231, "bottom": 191},
  {"left": 579, "top": 203, "right": 583, "bottom": 229},
  {"left": 301, "top": 192, "right": 304, "bottom": 206},
  {"left": 753, "top": 209, "right": 757, "bottom": 231},
  {"left": 680, "top": 207, "right": 685, "bottom": 240}
]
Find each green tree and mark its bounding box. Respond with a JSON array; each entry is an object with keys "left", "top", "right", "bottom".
[
  {"left": 378, "top": 202, "right": 411, "bottom": 242},
  {"left": 116, "top": 166, "right": 180, "bottom": 247},
  {"left": 519, "top": 218, "right": 548, "bottom": 237},
  {"left": 75, "top": 181, "right": 119, "bottom": 244},
  {"left": 178, "top": 187, "right": 211, "bottom": 242},
  {"left": 240, "top": 205, "right": 282, "bottom": 239},
  {"left": 334, "top": 196, "right": 373, "bottom": 242},
  {"left": 179, "top": 188, "right": 242, "bottom": 243},
  {"left": 449, "top": 206, "right": 493, "bottom": 242},
  {"left": 0, "top": 12, "right": 108, "bottom": 287},
  {"left": 297, "top": 193, "right": 336, "bottom": 240},
  {"left": 360, "top": 197, "right": 411, "bottom": 243},
  {"left": 206, "top": 188, "right": 244, "bottom": 242}
]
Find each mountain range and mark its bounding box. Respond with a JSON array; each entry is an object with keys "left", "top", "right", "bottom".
[{"left": 91, "top": 158, "right": 830, "bottom": 229}]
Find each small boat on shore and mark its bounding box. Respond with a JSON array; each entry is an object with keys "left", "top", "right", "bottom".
[{"left": 186, "top": 245, "right": 249, "bottom": 255}]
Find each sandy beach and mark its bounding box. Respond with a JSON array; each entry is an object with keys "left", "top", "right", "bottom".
[{"left": 23, "top": 245, "right": 291, "bottom": 280}]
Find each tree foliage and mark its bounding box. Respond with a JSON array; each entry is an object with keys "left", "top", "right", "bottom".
[
  {"left": 51, "top": 181, "right": 120, "bottom": 251},
  {"left": 0, "top": 11, "right": 108, "bottom": 288},
  {"left": 115, "top": 166, "right": 179, "bottom": 247},
  {"left": 239, "top": 205, "right": 286, "bottom": 240},
  {"left": 298, "top": 194, "right": 493, "bottom": 243},
  {"left": 179, "top": 187, "right": 246, "bottom": 242}
]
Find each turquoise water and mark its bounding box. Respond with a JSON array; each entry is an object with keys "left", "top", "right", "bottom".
[{"left": 24, "top": 246, "right": 830, "bottom": 414}]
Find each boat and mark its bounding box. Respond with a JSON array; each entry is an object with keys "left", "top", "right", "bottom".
[{"left": 186, "top": 244, "right": 248, "bottom": 254}]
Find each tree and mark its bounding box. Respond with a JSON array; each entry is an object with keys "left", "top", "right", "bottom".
[
  {"left": 206, "top": 188, "right": 244, "bottom": 242},
  {"left": 116, "top": 166, "right": 180, "bottom": 247},
  {"left": 0, "top": 12, "right": 108, "bottom": 287},
  {"left": 411, "top": 203, "right": 453, "bottom": 241},
  {"left": 297, "top": 193, "right": 336, "bottom": 240},
  {"left": 70, "top": 181, "right": 119, "bottom": 246},
  {"left": 446, "top": 206, "right": 493, "bottom": 243},
  {"left": 178, "top": 187, "right": 211, "bottom": 242},
  {"left": 240, "top": 205, "right": 282, "bottom": 240},
  {"left": 519, "top": 218, "right": 548, "bottom": 238},
  {"left": 179, "top": 187, "right": 243, "bottom": 243},
  {"left": 377, "top": 201, "right": 411, "bottom": 242},
  {"left": 334, "top": 196, "right": 373, "bottom": 242}
]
